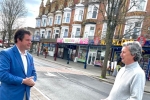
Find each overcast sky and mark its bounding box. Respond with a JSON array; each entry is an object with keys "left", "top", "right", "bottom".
[
  {"left": 0, "top": 0, "right": 46, "bottom": 28},
  {"left": 24, "top": 0, "right": 46, "bottom": 28}
]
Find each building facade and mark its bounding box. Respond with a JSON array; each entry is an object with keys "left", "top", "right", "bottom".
[{"left": 34, "top": 0, "right": 150, "bottom": 80}]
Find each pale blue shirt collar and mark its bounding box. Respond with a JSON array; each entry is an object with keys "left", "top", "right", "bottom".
[{"left": 125, "top": 62, "right": 139, "bottom": 70}]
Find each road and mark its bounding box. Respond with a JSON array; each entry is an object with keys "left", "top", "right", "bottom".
[{"left": 34, "top": 57, "right": 150, "bottom": 100}]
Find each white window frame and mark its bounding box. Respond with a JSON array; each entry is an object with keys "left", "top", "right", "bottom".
[
  {"left": 71, "top": 25, "right": 81, "bottom": 38},
  {"left": 47, "top": 30, "right": 51, "bottom": 38},
  {"left": 53, "top": 28, "right": 60, "bottom": 39},
  {"left": 83, "top": 24, "right": 96, "bottom": 38},
  {"left": 61, "top": 26, "right": 69, "bottom": 38},
  {"left": 54, "top": 14, "right": 62, "bottom": 24},
  {"left": 48, "top": 17, "right": 53, "bottom": 26},
  {"left": 41, "top": 18, "right": 47, "bottom": 27},
  {"left": 36, "top": 19, "right": 41, "bottom": 27},
  {"left": 123, "top": 16, "right": 143, "bottom": 39},
  {"left": 74, "top": 8, "right": 84, "bottom": 21},
  {"left": 129, "top": 0, "right": 147, "bottom": 12},
  {"left": 63, "top": 12, "right": 71, "bottom": 23},
  {"left": 40, "top": 29, "right": 45, "bottom": 38},
  {"left": 87, "top": 4, "right": 99, "bottom": 19},
  {"left": 105, "top": 0, "right": 120, "bottom": 16}
]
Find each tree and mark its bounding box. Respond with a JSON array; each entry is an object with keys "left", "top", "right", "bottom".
[
  {"left": 98, "top": 0, "right": 146, "bottom": 78},
  {"left": 0, "top": 0, "right": 27, "bottom": 47}
]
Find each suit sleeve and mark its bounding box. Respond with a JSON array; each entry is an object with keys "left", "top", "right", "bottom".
[{"left": 0, "top": 50, "right": 23, "bottom": 85}]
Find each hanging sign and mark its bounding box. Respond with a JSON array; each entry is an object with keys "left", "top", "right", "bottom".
[{"left": 137, "top": 36, "right": 146, "bottom": 46}]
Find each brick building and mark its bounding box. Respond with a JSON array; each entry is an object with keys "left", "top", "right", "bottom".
[{"left": 34, "top": 0, "right": 150, "bottom": 79}]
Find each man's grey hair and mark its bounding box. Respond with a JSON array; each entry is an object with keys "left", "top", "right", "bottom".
[{"left": 122, "top": 41, "right": 142, "bottom": 61}]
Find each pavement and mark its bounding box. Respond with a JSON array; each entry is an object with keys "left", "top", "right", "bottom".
[{"left": 30, "top": 53, "right": 150, "bottom": 100}]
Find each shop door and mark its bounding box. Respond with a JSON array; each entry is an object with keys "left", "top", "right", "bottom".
[
  {"left": 87, "top": 52, "right": 96, "bottom": 65},
  {"left": 63, "top": 48, "right": 68, "bottom": 59}
]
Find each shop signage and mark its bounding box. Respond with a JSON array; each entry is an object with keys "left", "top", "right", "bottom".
[
  {"left": 101, "top": 39, "right": 134, "bottom": 46},
  {"left": 144, "top": 40, "right": 150, "bottom": 47},
  {"left": 88, "top": 37, "right": 100, "bottom": 45},
  {"left": 57, "top": 38, "right": 88, "bottom": 44},
  {"left": 137, "top": 36, "right": 146, "bottom": 46}
]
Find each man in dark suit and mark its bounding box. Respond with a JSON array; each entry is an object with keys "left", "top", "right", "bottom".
[{"left": 0, "top": 28, "right": 37, "bottom": 100}]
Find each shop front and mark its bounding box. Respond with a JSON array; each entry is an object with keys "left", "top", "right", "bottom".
[
  {"left": 57, "top": 44, "right": 77, "bottom": 61},
  {"left": 31, "top": 35, "right": 40, "bottom": 54},
  {"left": 87, "top": 48, "right": 97, "bottom": 65},
  {"left": 57, "top": 38, "right": 88, "bottom": 61},
  {"left": 77, "top": 45, "right": 87, "bottom": 62},
  {"left": 40, "top": 38, "right": 57, "bottom": 56},
  {"left": 109, "top": 39, "right": 150, "bottom": 80}
]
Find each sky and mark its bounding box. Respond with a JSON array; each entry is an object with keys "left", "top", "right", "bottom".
[
  {"left": 0, "top": 0, "right": 47, "bottom": 28},
  {"left": 24, "top": 0, "right": 47, "bottom": 28}
]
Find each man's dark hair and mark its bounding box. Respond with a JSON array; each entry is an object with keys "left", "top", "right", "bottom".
[{"left": 14, "top": 28, "right": 31, "bottom": 43}]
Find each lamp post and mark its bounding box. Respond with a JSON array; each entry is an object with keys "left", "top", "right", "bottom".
[
  {"left": 67, "top": 46, "right": 70, "bottom": 64},
  {"left": 84, "top": 44, "right": 90, "bottom": 69}
]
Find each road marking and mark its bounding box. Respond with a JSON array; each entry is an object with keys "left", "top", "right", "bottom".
[
  {"left": 44, "top": 72, "right": 56, "bottom": 77},
  {"left": 57, "top": 72, "right": 69, "bottom": 79},
  {"left": 33, "top": 87, "right": 51, "bottom": 100}
]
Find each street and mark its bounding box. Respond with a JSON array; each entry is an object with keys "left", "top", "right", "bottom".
[{"left": 33, "top": 57, "right": 150, "bottom": 100}]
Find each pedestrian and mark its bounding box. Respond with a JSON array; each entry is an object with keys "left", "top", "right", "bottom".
[
  {"left": 112, "top": 61, "right": 121, "bottom": 77},
  {"left": 101, "top": 41, "right": 145, "bottom": 100},
  {"left": 0, "top": 28, "right": 37, "bottom": 100},
  {"left": 43, "top": 47, "right": 48, "bottom": 58},
  {"left": 45, "top": 47, "right": 48, "bottom": 58}
]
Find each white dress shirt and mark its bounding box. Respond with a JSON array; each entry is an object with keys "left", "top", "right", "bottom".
[
  {"left": 16, "top": 46, "right": 28, "bottom": 75},
  {"left": 16, "top": 46, "right": 28, "bottom": 100}
]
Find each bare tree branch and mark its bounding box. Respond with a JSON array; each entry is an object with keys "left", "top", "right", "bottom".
[{"left": 0, "top": 0, "right": 27, "bottom": 47}]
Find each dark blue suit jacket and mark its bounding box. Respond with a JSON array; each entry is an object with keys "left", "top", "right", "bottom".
[{"left": 0, "top": 45, "right": 37, "bottom": 100}]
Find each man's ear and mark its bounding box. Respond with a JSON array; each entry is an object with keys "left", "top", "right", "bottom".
[{"left": 17, "top": 38, "right": 21, "bottom": 43}]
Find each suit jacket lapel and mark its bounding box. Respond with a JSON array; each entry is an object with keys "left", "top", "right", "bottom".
[{"left": 12, "top": 45, "right": 26, "bottom": 75}]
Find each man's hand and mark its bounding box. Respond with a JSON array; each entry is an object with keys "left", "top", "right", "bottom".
[{"left": 22, "top": 76, "right": 35, "bottom": 86}]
